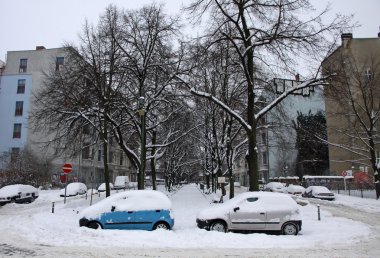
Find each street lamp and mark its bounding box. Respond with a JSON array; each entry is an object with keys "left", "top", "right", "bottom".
[{"left": 138, "top": 96, "right": 146, "bottom": 189}]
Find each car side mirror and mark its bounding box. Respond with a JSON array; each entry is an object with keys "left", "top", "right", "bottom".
[
  {"left": 233, "top": 207, "right": 240, "bottom": 212},
  {"left": 111, "top": 206, "right": 116, "bottom": 212}
]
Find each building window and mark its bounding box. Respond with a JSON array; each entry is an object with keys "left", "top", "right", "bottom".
[
  {"left": 15, "top": 101, "right": 23, "bottom": 116},
  {"left": 56, "top": 57, "right": 64, "bottom": 71},
  {"left": 19, "top": 59, "right": 27, "bottom": 73},
  {"left": 365, "top": 69, "right": 372, "bottom": 82},
  {"left": 261, "top": 132, "right": 266, "bottom": 144},
  {"left": 376, "top": 151, "right": 380, "bottom": 165},
  {"left": 13, "top": 123, "right": 22, "bottom": 138},
  {"left": 82, "top": 146, "right": 91, "bottom": 160},
  {"left": 120, "top": 153, "right": 123, "bottom": 166},
  {"left": 10, "top": 147, "right": 20, "bottom": 162},
  {"left": 109, "top": 151, "right": 114, "bottom": 164},
  {"left": 97, "top": 150, "right": 102, "bottom": 161},
  {"left": 262, "top": 152, "right": 268, "bottom": 165},
  {"left": 17, "top": 79, "right": 26, "bottom": 94}
]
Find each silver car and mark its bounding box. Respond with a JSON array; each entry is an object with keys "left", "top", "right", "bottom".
[{"left": 196, "top": 192, "right": 302, "bottom": 235}]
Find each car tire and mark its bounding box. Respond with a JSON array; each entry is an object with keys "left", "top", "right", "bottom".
[
  {"left": 210, "top": 220, "right": 227, "bottom": 233},
  {"left": 153, "top": 222, "right": 170, "bottom": 230},
  {"left": 87, "top": 221, "right": 102, "bottom": 230},
  {"left": 282, "top": 222, "right": 298, "bottom": 235}
]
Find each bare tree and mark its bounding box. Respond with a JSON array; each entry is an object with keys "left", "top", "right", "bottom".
[{"left": 184, "top": 0, "right": 350, "bottom": 191}]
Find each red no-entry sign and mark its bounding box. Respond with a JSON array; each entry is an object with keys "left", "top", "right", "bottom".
[{"left": 62, "top": 163, "right": 73, "bottom": 173}]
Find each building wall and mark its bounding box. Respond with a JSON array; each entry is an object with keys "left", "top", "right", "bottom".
[{"left": 323, "top": 35, "right": 380, "bottom": 175}]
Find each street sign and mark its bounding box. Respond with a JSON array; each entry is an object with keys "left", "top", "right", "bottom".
[
  {"left": 341, "top": 171, "right": 347, "bottom": 177},
  {"left": 62, "top": 163, "right": 73, "bottom": 173}
]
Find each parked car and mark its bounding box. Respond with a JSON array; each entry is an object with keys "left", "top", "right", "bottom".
[
  {"left": 196, "top": 192, "right": 302, "bottom": 235},
  {"left": 60, "top": 182, "right": 87, "bottom": 197},
  {"left": 285, "top": 184, "right": 306, "bottom": 196},
  {"left": 303, "top": 186, "right": 335, "bottom": 200},
  {"left": 0, "top": 184, "right": 39, "bottom": 206},
  {"left": 79, "top": 190, "right": 174, "bottom": 231},
  {"left": 264, "top": 182, "right": 285, "bottom": 192},
  {"left": 98, "top": 183, "right": 114, "bottom": 192},
  {"left": 114, "top": 176, "right": 129, "bottom": 190}
]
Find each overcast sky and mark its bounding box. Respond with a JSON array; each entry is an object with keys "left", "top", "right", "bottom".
[{"left": 0, "top": 0, "right": 379, "bottom": 62}]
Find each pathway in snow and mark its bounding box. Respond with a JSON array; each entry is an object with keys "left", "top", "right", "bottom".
[{"left": 169, "top": 184, "right": 211, "bottom": 230}]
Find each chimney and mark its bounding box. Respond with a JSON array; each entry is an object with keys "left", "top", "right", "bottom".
[
  {"left": 341, "top": 33, "right": 353, "bottom": 48},
  {"left": 36, "top": 46, "right": 46, "bottom": 50}
]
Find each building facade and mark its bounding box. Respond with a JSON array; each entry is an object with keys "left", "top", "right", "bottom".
[
  {"left": 0, "top": 47, "right": 133, "bottom": 187},
  {"left": 322, "top": 33, "right": 380, "bottom": 177}
]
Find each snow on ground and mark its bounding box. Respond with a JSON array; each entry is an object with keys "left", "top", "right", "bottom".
[{"left": 0, "top": 184, "right": 375, "bottom": 250}]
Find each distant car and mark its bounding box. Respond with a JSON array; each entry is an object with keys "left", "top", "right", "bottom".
[
  {"left": 114, "top": 176, "right": 129, "bottom": 190},
  {"left": 60, "top": 182, "right": 87, "bottom": 197},
  {"left": 264, "top": 182, "right": 285, "bottom": 192},
  {"left": 303, "top": 186, "right": 335, "bottom": 200},
  {"left": 79, "top": 190, "right": 174, "bottom": 231},
  {"left": 0, "top": 184, "right": 39, "bottom": 206},
  {"left": 196, "top": 192, "right": 302, "bottom": 235},
  {"left": 285, "top": 184, "right": 306, "bottom": 196},
  {"left": 98, "top": 183, "right": 114, "bottom": 192}
]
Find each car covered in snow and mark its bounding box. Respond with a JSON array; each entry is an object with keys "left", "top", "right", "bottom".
[
  {"left": 285, "top": 184, "right": 306, "bottom": 196},
  {"left": 303, "top": 186, "right": 335, "bottom": 200},
  {"left": 196, "top": 192, "right": 302, "bottom": 235},
  {"left": 60, "top": 182, "right": 87, "bottom": 197},
  {"left": 97, "top": 182, "right": 114, "bottom": 192},
  {"left": 79, "top": 190, "right": 174, "bottom": 231},
  {"left": 264, "top": 182, "right": 285, "bottom": 192},
  {"left": 114, "top": 176, "right": 129, "bottom": 190},
  {"left": 0, "top": 184, "right": 39, "bottom": 206}
]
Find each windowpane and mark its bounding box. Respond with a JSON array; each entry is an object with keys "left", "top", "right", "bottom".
[
  {"left": 17, "top": 79, "right": 26, "bottom": 94},
  {"left": 15, "top": 101, "right": 23, "bottom": 116},
  {"left": 56, "top": 57, "right": 64, "bottom": 71},
  {"left": 13, "top": 123, "right": 22, "bottom": 138},
  {"left": 19, "top": 59, "right": 27, "bottom": 73},
  {"left": 97, "top": 150, "right": 102, "bottom": 161}
]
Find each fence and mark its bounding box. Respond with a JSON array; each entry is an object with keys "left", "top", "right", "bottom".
[{"left": 330, "top": 182, "right": 377, "bottom": 199}]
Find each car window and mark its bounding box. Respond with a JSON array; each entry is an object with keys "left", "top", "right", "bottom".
[{"left": 246, "top": 197, "right": 258, "bottom": 202}]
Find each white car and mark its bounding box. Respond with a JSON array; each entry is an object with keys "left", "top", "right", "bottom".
[
  {"left": 264, "top": 182, "right": 285, "bottom": 192},
  {"left": 60, "top": 182, "right": 87, "bottom": 197},
  {"left": 114, "top": 176, "right": 129, "bottom": 190},
  {"left": 196, "top": 192, "right": 302, "bottom": 235},
  {"left": 98, "top": 183, "right": 114, "bottom": 192},
  {"left": 285, "top": 184, "right": 306, "bottom": 196},
  {"left": 0, "top": 184, "right": 39, "bottom": 206},
  {"left": 303, "top": 186, "right": 335, "bottom": 200}
]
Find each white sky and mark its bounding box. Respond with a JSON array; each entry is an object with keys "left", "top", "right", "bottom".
[{"left": 0, "top": 0, "right": 379, "bottom": 62}]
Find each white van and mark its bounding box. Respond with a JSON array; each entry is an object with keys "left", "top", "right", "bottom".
[{"left": 114, "top": 176, "right": 129, "bottom": 190}]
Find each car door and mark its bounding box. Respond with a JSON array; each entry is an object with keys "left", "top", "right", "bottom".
[
  {"left": 102, "top": 209, "right": 136, "bottom": 230},
  {"left": 229, "top": 197, "right": 266, "bottom": 231}
]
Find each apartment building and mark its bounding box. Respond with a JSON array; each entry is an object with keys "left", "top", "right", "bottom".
[
  {"left": 322, "top": 33, "right": 380, "bottom": 176},
  {"left": 0, "top": 47, "right": 132, "bottom": 186}
]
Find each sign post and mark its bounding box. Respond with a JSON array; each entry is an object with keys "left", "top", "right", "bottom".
[
  {"left": 62, "top": 163, "right": 73, "bottom": 204},
  {"left": 341, "top": 171, "right": 347, "bottom": 191}
]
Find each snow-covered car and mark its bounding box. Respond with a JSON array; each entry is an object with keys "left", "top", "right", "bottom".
[
  {"left": 97, "top": 182, "right": 114, "bottom": 192},
  {"left": 264, "top": 182, "right": 285, "bottom": 192},
  {"left": 0, "top": 184, "right": 39, "bottom": 206},
  {"left": 303, "top": 186, "right": 335, "bottom": 200},
  {"left": 285, "top": 184, "right": 306, "bottom": 196},
  {"left": 60, "top": 182, "right": 87, "bottom": 197},
  {"left": 79, "top": 190, "right": 174, "bottom": 231},
  {"left": 196, "top": 192, "right": 302, "bottom": 235},
  {"left": 114, "top": 176, "right": 129, "bottom": 190}
]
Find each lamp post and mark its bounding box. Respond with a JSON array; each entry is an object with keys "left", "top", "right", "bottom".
[{"left": 138, "top": 96, "right": 146, "bottom": 190}]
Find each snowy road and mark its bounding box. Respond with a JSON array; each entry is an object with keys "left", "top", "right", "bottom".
[{"left": 0, "top": 184, "right": 379, "bottom": 257}]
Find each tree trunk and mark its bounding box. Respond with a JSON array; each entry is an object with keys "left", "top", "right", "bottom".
[
  {"left": 151, "top": 130, "right": 157, "bottom": 190},
  {"left": 138, "top": 113, "right": 146, "bottom": 190}
]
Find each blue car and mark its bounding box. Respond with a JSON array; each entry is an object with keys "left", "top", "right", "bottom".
[{"left": 79, "top": 190, "right": 174, "bottom": 231}]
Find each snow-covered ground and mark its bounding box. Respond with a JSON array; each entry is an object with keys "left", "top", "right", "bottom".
[{"left": 0, "top": 184, "right": 379, "bottom": 257}]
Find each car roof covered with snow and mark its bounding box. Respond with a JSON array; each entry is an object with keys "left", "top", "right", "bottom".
[
  {"left": 0, "top": 184, "right": 38, "bottom": 198},
  {"left": 80, "top": 190, "right": 172, "bottom": 219},
  {"left": 306, "top": 186, "right": 332, "bottom": 194}
]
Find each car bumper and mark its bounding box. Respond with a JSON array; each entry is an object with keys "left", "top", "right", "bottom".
[
  {"left": 79, "top": 218, "right": 89, "bottom": 227},
  {"left": 196, "top": 219, "right": 209, "bottom": 230}
]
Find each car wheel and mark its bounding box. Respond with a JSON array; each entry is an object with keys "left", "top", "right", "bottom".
[
  {"left": 210, "top": 221, "right": 227, "bottom": 233},
  {"left": 87, "top": 221, "right": 102, "bottom": 230},
  {"left": 282, "top": 222, "right": 298, "bottom": 235},
  {"left": 153, "top": 222, "right": 170, "bottom": 230}
]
